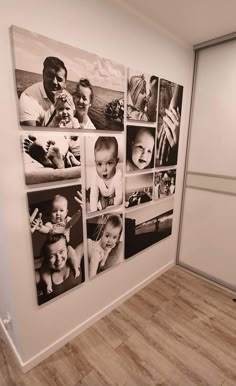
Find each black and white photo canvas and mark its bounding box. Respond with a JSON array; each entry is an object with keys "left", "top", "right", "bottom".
[
  {"left": 127, "top": 68, "right": 158, "bottom": 123},
  {"left": 21, "top": 133, "right": 81, "bottom": 185},
  {"left": 125, "top": 173, "right": 153, "bottom": 208},
  {"left": 11, "top": 26, "right": 125, "bottom": 130},
  {"left": 125, "top": 208, "right": 173, "bottom": 259},
  {"left": 156, "top": 79, "right": 183, "bottom": 167},
  {"left": 126, "top": 125, "right": 156, "bottom": 172},
  {"left": 27, "top": 185, "right": 84, "bottom": 305},
  {"left": 87, "top": 212, "right": 124, "bottom": 278},
  {"left": 154, "top": 169, "right": 176, "bottom": 200},
  {"left": 85, "top": 134, "right": 124, "bottom": 213}
]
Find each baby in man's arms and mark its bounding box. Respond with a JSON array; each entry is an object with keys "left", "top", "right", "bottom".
[{"left": 48, "top": 93, "right": 80, "bottom": 129}]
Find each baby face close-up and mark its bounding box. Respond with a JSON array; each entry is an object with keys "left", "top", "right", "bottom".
[
  {"left": 100, "top": 223, "right": 121, "bottom": 251},
  {"left": 51, "top": 197, "right": 68, "bottom": 224},
  {"left": 95, "top": 145, "right": 118, "bottom": 181},
  {"left": 131, "top": 129, "right": 154, "bottom": 169},
  {"left": 56, "top": 100, "right": 74, "bottom": 124}
]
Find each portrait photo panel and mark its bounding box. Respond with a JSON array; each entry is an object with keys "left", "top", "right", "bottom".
[
  {"left": 125, "top": 173, "right": 153, "bottom": 208},
  {"left": 125, "top": 207, "right": 173, "bottom": 259},
  {"left": 21, "top": 133, "right": 81, "bottom": 185},
  {"left": 11, "top": 26, "right": 125, "bottom": 130},
  {"left": 126, "top": 125, "right": 156, "bottom": 172},
  {"left": 87, "top": 212, "right": 124, "bottom": 278},
  {"left": 27, "top": 184, "right": 84, "bottom": 305},
  {"left": 85, "top": 134, "right": 124, "bottom": 214},
  {"left": 127, "top": 68, "right": 159, "bottom": 123},
  {"left": 156, "top": 79, "right": 183, "bottom": 167},
  {"left": 154, "top": 169, "right": 176, "bottom": 200}
]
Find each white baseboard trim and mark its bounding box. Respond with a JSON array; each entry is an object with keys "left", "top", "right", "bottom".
[
  {"left": 0, "top": 318, "right": 25, "bottom": 370},
  {"left": 2, "top": 260, "right": 174, "bottom": 373}
]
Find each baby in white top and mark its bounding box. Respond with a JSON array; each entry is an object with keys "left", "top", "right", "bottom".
[
  {"left": 88, "top": 214, "right": 123, "bottom": 277},
  {"left": 48, "top": 93, "right": 80, "bottom": 129},
  {"left": 89, "top": 136, "right": 123, "bottom": 212}
]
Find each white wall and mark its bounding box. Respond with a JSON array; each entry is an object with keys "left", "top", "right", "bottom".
[{"left": 0, "top": 0, "right": 194, "bottom": 369}]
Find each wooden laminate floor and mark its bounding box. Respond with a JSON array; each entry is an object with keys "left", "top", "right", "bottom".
[{"left": 1, "top": 266, "right": 236, "bottom": 386}]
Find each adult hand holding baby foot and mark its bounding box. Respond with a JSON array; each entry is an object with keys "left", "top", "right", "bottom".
[{"left": 24, "top": 135, "right": 53, "bottom": 168}]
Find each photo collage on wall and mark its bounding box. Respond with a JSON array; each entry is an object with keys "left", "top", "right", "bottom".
[{"left": 11, "top": 25, "right": 183, "bottom": 305}]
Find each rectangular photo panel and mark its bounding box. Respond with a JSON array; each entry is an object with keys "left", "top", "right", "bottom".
[
  {"left": 21, "top": 133, "right": 81, "bottom": 185},
  {"left": 154, "top": 169, "right": 176, "bottom": 200},
  {"left": 156, "top": 79, "right": 183, "bottom": 167},
  {"left": 87, "top": 212, "right": 124, "bottom": 278},
  {"left": 27, "top": 185, "right": 84, "bottom": 305},
  {"left": 127, "top": 68, "right": 159, "bottom": 123},
  {"left": 11, "top": 26, "right": 125, "bottom": 130},
  {"left": 125, "top": 207, "right": 173, "bottom": 259},
  {"left": 126, "top": 125, "right": 156, "bottom": 172},
  {"left": 85, "top": 134, "right": 124, "bottom": 214},
  {"left": 125, "top": 173, "right": 153, "bottom": 208}
]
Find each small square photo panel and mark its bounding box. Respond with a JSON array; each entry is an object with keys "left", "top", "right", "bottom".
[
  {"left": 21, "top": 133, "right": 81, "bottom": 185},
  {"left": 85, "top": 134, "right": 124, "bottom": 213},
  {"left": 127, "top": 68, "right": 159, "bottom": 123},
  {"left": 125, "top": 208, "right": 173, "bottom": 259},
  {"left": 28, "top": 185, "right": 84, "bottom": 305},
  {"left": 156, "top": 79, "right": 183, "bottom": 167},
  {"left": 154, "top": 169, "right": 176, "bottom": 200},
  {"left": 125, "top": 173, "right": 153, "bottom": 208},
  {"left": 87, "top": 212, "right": 124, "bottom": 278},
  {"left": 126, "top": 126, "right": 156, "bottom": 172}
]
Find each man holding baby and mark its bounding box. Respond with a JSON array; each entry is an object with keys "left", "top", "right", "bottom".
[{"left": 19, "top": 56, "right": 73, "bottom": 127}]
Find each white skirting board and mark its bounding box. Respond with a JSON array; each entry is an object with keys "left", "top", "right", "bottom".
[{"left": 0, "top": 260, "right": 174, "bottom": 373}]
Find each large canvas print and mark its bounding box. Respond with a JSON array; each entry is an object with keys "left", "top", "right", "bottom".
[
  {"left": 11, "top": 26, "right": 125, "bottom": 130},
  {"left": 28, "top": 185, "right": 84, "bottom": 305},
  {"left": 125, "top": 208, "right": 173, "bottom": 259},
  {"left": 127, "top": 68, "right": 158, "bottom": 122},
  {"left": 125, "top": 173, "right": 153, "bottom": 208},
  {"left": 85, "top": 134, "right": 124, "bottom": 213},
  {"left": 21, "top": 133, "right": 81, "bottom": 185},
  {"left": 87, "top": 212, "right": 124, "bottom": 278},
  {"left": 156, "top": 79, "right": 183, "bottom": 166}
]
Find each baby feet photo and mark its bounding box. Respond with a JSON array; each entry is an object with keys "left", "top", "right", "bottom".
[{"left": 21, "top": 133, "right": 82, "bottom": 185}]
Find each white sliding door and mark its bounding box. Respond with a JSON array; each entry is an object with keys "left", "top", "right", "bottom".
[{"left": 178, "top": 39, "right": 236, "bottom": 290}]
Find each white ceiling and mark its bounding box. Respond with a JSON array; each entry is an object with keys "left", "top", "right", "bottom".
[{"left": 114, "top": 0, "right": 236, "bottom": 46}]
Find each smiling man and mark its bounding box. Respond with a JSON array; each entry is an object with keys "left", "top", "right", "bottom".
[{"left": 19, "top": 56, "right": 74, "bottom": 126}]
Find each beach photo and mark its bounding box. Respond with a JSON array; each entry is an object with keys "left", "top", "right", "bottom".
[
  {"left": 154, "top": 169, "right": 176, "bottom": 200},
  {"left": 87, "top": 212, "right": 124, "bottom": 278},
  {"left": 126, "top": 125, "right": 156, "bottom": 172},
  {"left": 11, "top": 26, "right": 125, "bottom": 130},
  {"left": 125, "top": 207, "right": 173, "bottom": 259},
  {"left": 156, "top": 79, "right": 183, "bottom": 166},
  {"left": 125, "top": 173, "right": 153, "bottom": 208},
  {"left": 27, "top": 184, "right": 84, "bottom": 305},
  {"left": 85, "top": 134, "right": 124, "bottom": 213},
  {"left": 127, "top": 68, "right": 158, "bottom": 123},
  {"left": 21, "top": 133, "right": 81, "bottom": 185}
]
